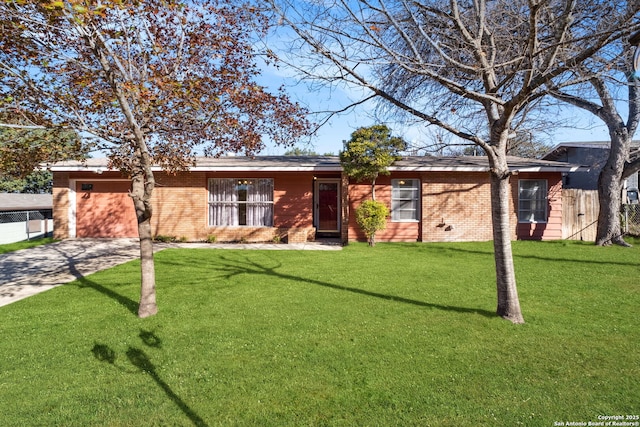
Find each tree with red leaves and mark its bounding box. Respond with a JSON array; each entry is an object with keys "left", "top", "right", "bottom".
[{"left": 0, "top": 0, "right": 310, "bottom": 317}]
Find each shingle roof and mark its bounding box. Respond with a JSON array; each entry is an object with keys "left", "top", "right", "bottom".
[
  {"left": 0, "top": 193, "right": 52, "bottom": 212},
  {"left": 50, "top": 155, "right": 581, "bottom": 173},
  {"left": 191, "top": 156, "right": 343, "bottom": 171}
]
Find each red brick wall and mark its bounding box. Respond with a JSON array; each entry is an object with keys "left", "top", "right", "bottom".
[
  {"left": 54, "top": 169, "right": 563, "bottom": 243},
  {"left": 347, "top": 174, "right": 421, "bottom": 242},
  {"left": 152, "top": 172, "right": 207, "bottom": 240},
  {"left": 151, "top": 171, "right": 320, "bottom": 242},
  {"left": 54, "top": 170, "right": 322, "bottom": 242},
  {"left": 348, "top": 171, "right": 565, "bottom": 243},
  {"left": 152, "top": 172, "right": 284, "bottom": 241},
  {"left": 52, "top": 172, "right": 70, "bottom": 239},
  {"left": 273, "top": 173, "right": 314, "bottom": 228},
  {"left": 421, "top": 172, "right": 495, "bottom": 242}
]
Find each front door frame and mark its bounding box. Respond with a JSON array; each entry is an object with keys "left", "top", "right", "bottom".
[{"left": 314, "top": 178, "right": 341, "bottom": 234}]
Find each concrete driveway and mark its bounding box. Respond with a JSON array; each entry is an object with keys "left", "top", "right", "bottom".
[
  {"left": 0, "top": 239, "right": 144, "bottom": 307},
  {"left": 0, "top": 238, "right": 342, "bottom": 307}
]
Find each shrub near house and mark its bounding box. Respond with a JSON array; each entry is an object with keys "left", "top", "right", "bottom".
[{"left": 356, "top": 200, "right": 389, "bottom": 246}]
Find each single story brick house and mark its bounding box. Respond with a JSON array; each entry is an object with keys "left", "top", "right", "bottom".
[{"left": 50, "top": 155, "right": 579, "bottom": 244}]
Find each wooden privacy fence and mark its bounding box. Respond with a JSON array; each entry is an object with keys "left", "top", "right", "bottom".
[{"left": 562, "top": 189, "right": 599, "bottom": 241}]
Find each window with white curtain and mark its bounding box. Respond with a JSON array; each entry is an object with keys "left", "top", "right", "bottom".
[
  {"left": 208, "top": 178, "right": 274, "bottom": 226},
  {"left": 391, "top": 179, "right": 420, "bottom": 221},
  {"left": 518, "top": 179, "right": 547, "bottom": 223}
]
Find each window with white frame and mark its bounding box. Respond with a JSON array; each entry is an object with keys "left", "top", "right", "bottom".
[
  {"left": 391, "top": 179, "right": 420, "bottom": 221},
  {"left": 209, "top": 178, "right": 274, "bottom": 226},
  {"left": 518, "top": 179, "right": 547, "bottom": 223}
]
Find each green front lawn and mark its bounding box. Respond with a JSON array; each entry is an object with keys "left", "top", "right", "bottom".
[
  {"left": 0, "top": 241, "right": 638, "bottom": 426},
  {"left": 0, "top": 236, "right": 56, "bottom": 254}
]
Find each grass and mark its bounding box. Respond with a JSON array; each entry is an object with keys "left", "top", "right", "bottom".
[
  {"left": 0, "top": 236, "right": 56, "bottom": 254},
  {"left": 0, "top": 240, "right": 638, "bottom": 426}
]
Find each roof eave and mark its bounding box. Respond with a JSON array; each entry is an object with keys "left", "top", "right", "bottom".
[
  {"left": 512, "top": 166, "right": 582, "bottom": 173},
  {"left": 389, "top": 165, "right": 581, "bottom": 173},
  {"left": 388, "top": 166, "right": 488, "bottom": 172},
  {"left": 188, "top": 165, "right": 342, "bottom": 172},
  {"left": 49, "top": 164, "right": 343, "bottom": 173}
]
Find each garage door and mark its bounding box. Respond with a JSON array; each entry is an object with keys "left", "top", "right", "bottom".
[{"left": 76, "top": 180, "right": 138, "bottom": 238}]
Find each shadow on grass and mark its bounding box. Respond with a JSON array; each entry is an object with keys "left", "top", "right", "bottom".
[
  {"left": 51, "top": 244, "right": 140, "bottom": 316},
  {"left": 190, "top": 253, "right": 495, "bottom": 319},
  {"left": 76, "top": 276, "right": 139, "bottom": 315},
  {"left": 92, "top": 330, "right": 208, "bottom": 427}
]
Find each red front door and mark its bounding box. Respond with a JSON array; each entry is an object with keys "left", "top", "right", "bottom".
[{"left": 315, "top": 180, "right": 340, "bottom": 233}]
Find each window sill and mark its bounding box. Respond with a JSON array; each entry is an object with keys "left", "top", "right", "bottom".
[{"left": 208, "top": 225, "right": 275, "bottom": 228}]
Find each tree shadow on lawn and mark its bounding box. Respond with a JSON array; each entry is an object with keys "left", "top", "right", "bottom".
[
  {"left": 39, "top": 242, "right": 141, "bottom": 315},
  {"left": 65, "top": 264, "right": 139, "bottom": 316},
  {"left": 92, "top": 330, "right": 208, "bottom": 427},
  {"left": 181, "top": 253, "right": 496, "bottom": 319},
  {"left": 74, "top": 275, "right": 139, "bottom": 315}
]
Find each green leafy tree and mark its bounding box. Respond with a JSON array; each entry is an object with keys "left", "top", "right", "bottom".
[
  {"left": 284, "top": 147, "right": 319, "bottom": 156},
  {"left": 339, "top": 125, "right": 405, "bottom": 200},
  {"left": 355, "top": 199, "right": 389, "bottom": 247},
  {"left": 0, "top": 125, "right": 85, "bottom": 179},
  {"left": 0, "top": 0, "right": 310, "bottom": 317},
  {"left": 340, "top": 125, "right": 403, "bottom": 246},
  {"left": 0, "top": 170, "right": 53, "bottom": 194}
]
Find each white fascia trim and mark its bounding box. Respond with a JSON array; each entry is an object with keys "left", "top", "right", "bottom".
[
  {"left": 512, "top": 166, "right": 583, "bottom": 173},
  {"left": 49, "top": 165, "right": 112, "bottom": 172},
  {"left": 53, "top": 164, "right": 576, "bottom": 173},
  {"left": 189, "top": 166, "right": 342, "bottom": 172},
  {"left": 51, "top": 165, "right": 342, "bottom": 173},
  {"left": 388, "top": 166, "right": 488, "bottom": 172},
  {"left": 389, "top": 166, "right": 581, "bottom": 173}
]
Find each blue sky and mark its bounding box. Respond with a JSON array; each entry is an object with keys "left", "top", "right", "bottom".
[{"left": 256, "top": 60, "right": 616, "bottom": 157}]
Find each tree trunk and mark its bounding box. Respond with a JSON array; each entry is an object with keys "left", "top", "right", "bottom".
[
  {"left": 595, "top": 130, "right": 632, "bottom": 246},
  {"left": 370, "top": 177, "right": 376, "bottom": 246},
  {"left": 371, "top": 178, "right": 376, "bottom": 201},
  {"left": 131, "top": 167, "right": 158, "bottom": 318},
  {"left": 489, "top": 163, "right": 525, "bottom": 324},
  {"left": 137, "top": 214, "right": 157, "bottom": 318}
]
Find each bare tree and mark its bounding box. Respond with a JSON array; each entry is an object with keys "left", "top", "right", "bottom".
[
  {"left": 266, "top": 0, "right": 640, "bottom": 323},
  {"left": 1, "top": 1, "right": 310, "bottom": 317},
  {"left": 550, "top": 35, "right": 640, "bottom": 246}
]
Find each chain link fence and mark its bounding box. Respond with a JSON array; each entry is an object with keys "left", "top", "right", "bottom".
[
  {"left": 622, "top": 204, "right": 640, "bottom": 236},
  {"left": 0, "top": 210, "right": 53, "bottom": 244}
]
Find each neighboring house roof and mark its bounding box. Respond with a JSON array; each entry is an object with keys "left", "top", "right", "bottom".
[
  {"left": 50, "top": 155, "right": 581, "bottom": 173},
  {"left": 0, "top": 193, "right": 52, "bottom": 212},
  {"left": 543, "top": 140, "right": 640, "bottom": 161}
]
